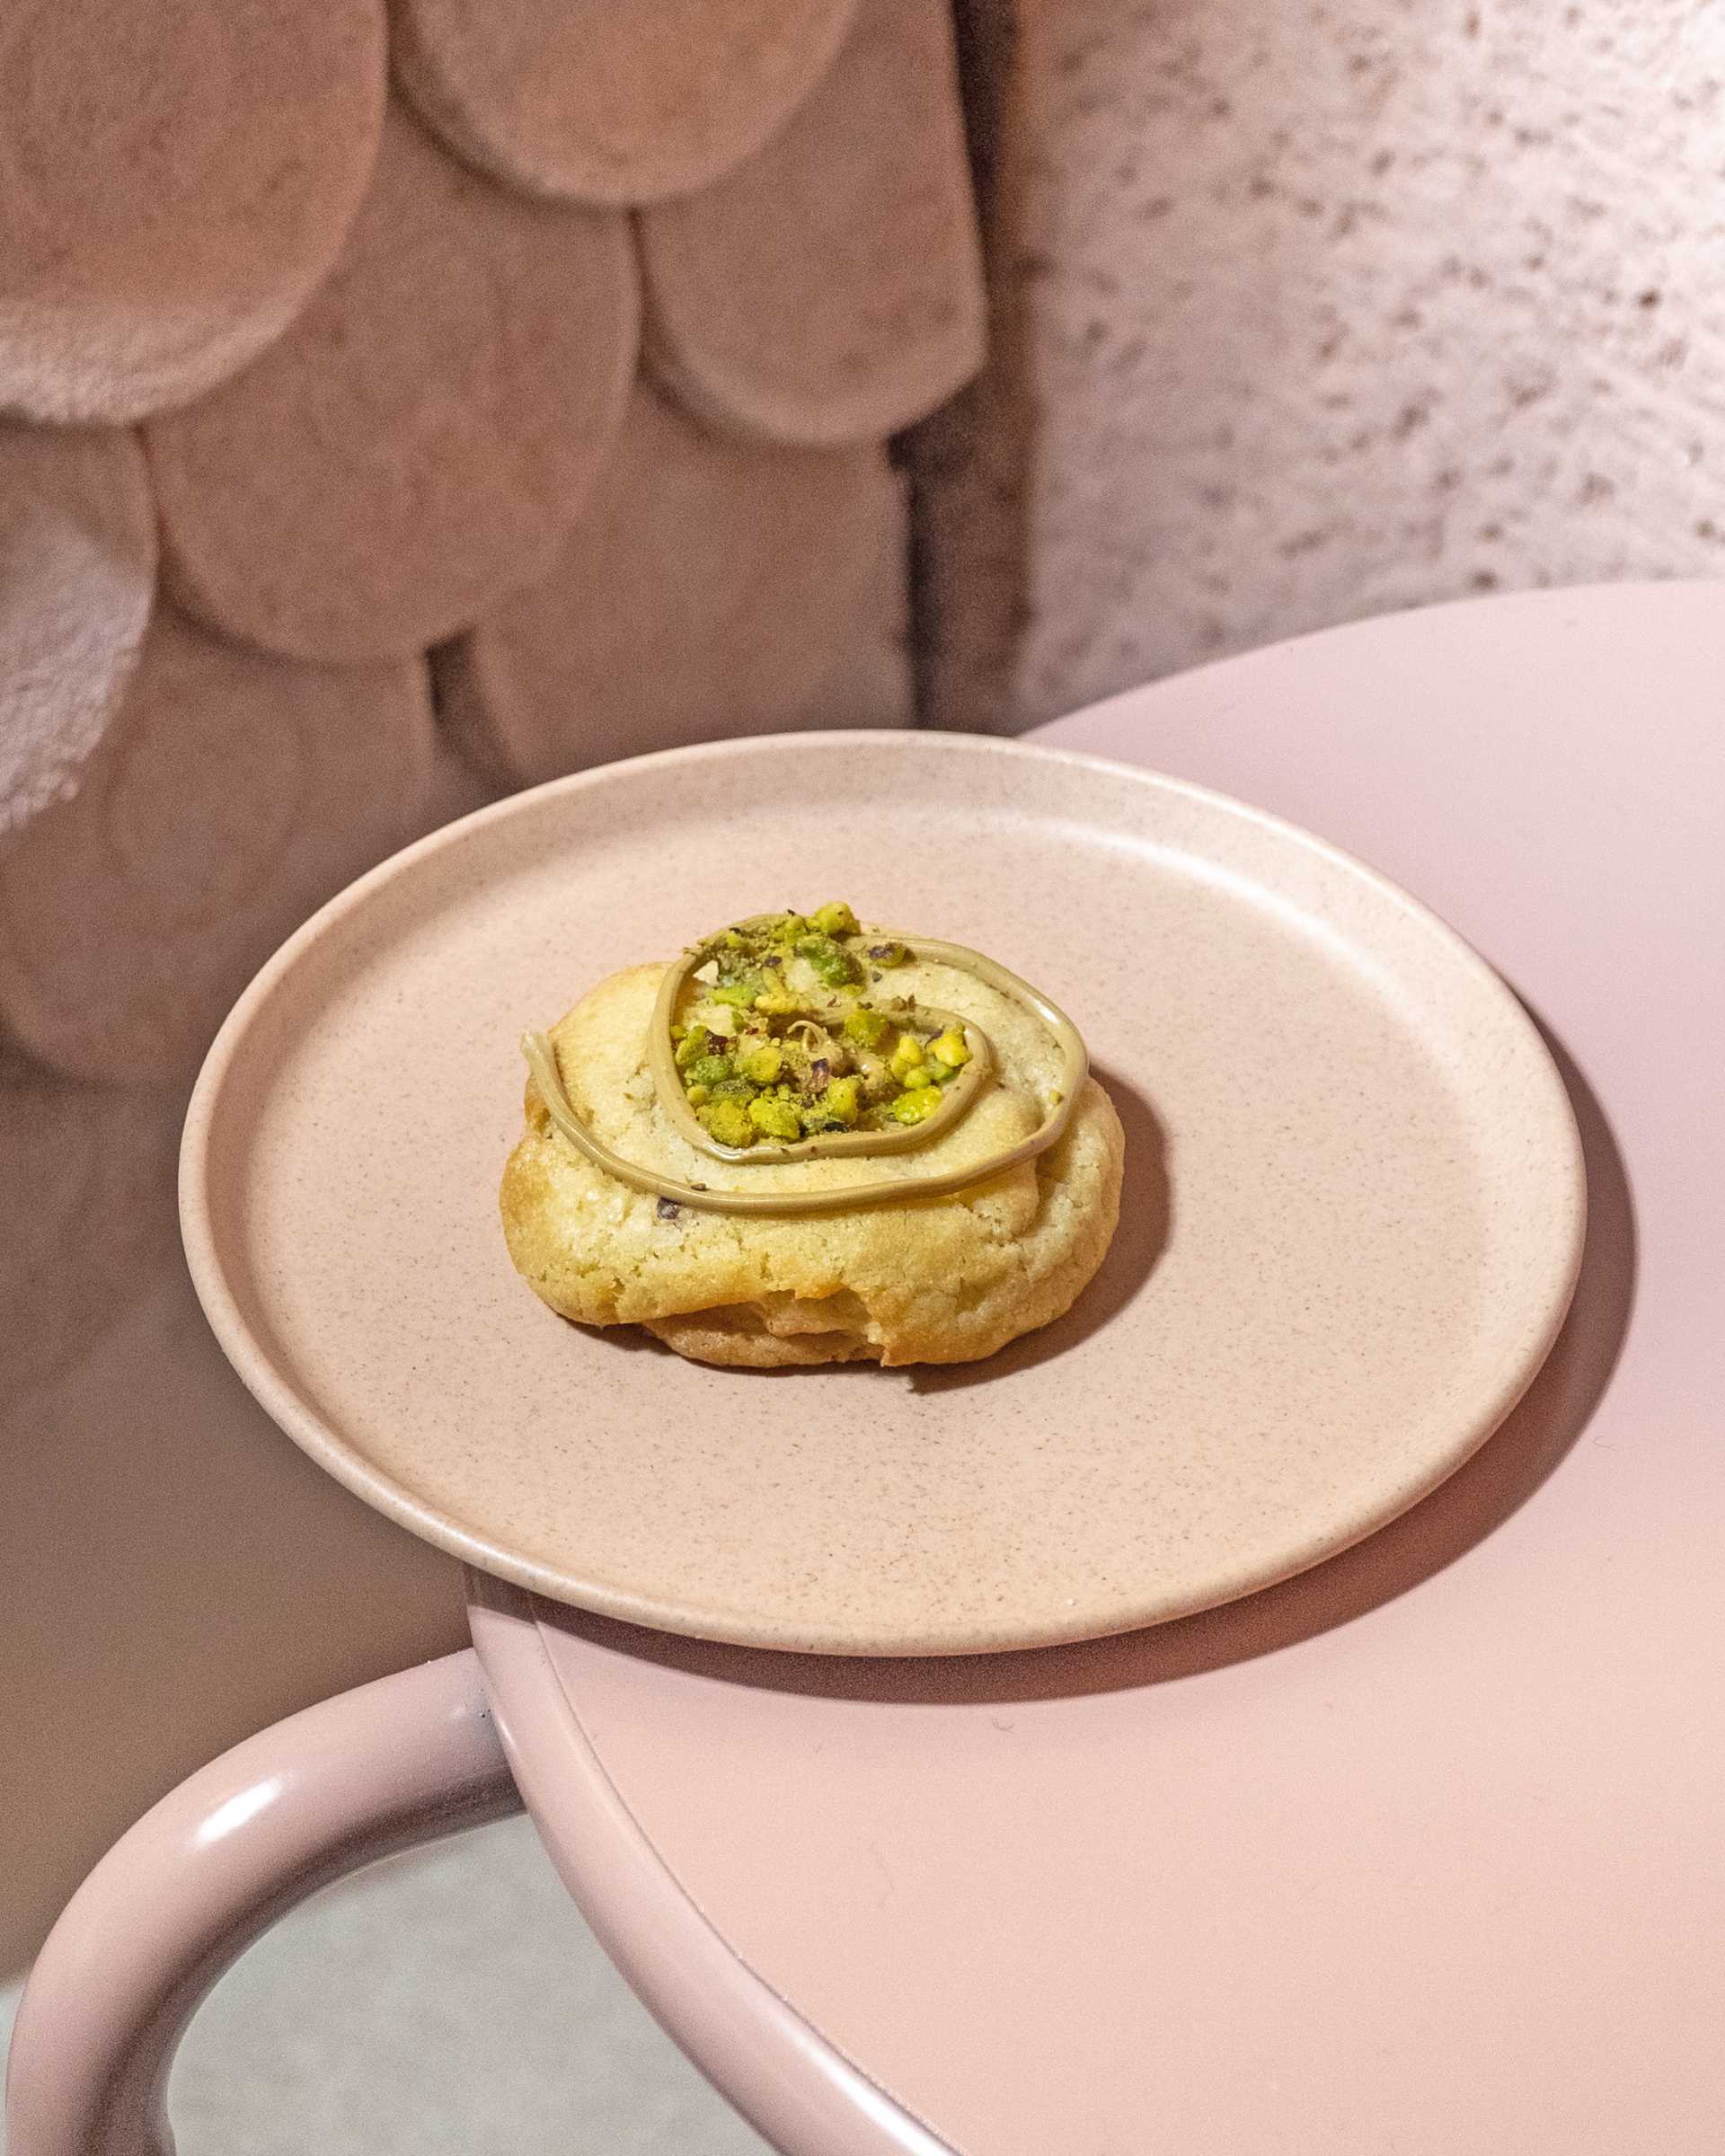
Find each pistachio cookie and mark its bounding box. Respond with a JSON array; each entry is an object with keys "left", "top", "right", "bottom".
[{"left": 500, "top": 905, "right": 1125, "bottom": 1367}]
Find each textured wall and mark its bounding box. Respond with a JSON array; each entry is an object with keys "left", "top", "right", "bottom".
[
  {"left": 1, "top": 0, "right": 983, "bottom": 1978},
  {"left": 925, "top": 0, "right": 1725, "bottom": 730}
]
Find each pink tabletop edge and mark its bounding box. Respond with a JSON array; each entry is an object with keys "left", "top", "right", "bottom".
[{"left": 469, "top": 582, "right": 1725, "bottom": 2156}]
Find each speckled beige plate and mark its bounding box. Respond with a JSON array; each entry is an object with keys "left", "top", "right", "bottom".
[{"left": 181, "top": 732, "right": 1584, "bottom": 1656}]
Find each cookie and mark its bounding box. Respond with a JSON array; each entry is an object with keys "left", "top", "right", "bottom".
[{"left": 501, "top": 956, "right": 1124, "bottom": 1368}]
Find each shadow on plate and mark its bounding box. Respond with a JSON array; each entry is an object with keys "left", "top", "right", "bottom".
[
  {"left": 542, "top": 1018, "right": 1632, "bottom": 1703},
  {"left": 907, "top": 1067, "right": 1170, "bottom": 1392}
]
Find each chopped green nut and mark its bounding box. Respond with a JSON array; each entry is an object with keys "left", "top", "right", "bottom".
[
  {"left": 743, "top": 1042, "right": 783, "bottom": 1084},
  {"left": 889, "top": 1088, "right": 945, "bottom": 1125},
  {"left": 676, "top": 911, "right": 980, "bottom": 1148},
  {"left": 700, "top": 1098, "right": 756, "bottom": 1148},
  {"left": 889, "top": 1030, "right": 927, "bottom": 1081},
  {"left": 819, "top": 1075, "right": 862, "bottom": 1126},
  {"left": 796, "top": 935, "right": 860, "bottom": 989},
  {"left": 748, "top": 1094, "right": 803, "bottom": 1141},
  {"left": 843, "top": 1006, "right": 890, "bottom": 1049}
]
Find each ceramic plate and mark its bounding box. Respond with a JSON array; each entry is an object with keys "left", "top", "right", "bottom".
[{"left": 181, "top": 732, "right": 1584, "bottom": 1655}]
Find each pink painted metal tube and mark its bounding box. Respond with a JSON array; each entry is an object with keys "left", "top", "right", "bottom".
[
  {"left": 4, "top": 1650, "right": 518, "bottom": 2156},
  {"left": 467, "top": 1578, "right": 958, "bottom": 2156}
]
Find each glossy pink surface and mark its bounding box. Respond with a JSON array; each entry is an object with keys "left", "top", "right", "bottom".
[
  {"left": 468, "top": 1577, "right": 954, "bottom": 2156},
  {"left": 484, "top": 585, "right": 1725, "bottom": 2152}
]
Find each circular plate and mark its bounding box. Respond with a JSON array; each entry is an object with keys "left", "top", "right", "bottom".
[{"left": 181, "top": 732, "right": 1584, "bottom": 1656}]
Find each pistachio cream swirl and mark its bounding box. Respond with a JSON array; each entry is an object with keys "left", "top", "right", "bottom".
[{"left": 521, "top": 904, "right": 1088, "bottom": 1217}]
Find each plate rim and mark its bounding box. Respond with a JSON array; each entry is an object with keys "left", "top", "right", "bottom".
[{"left": 179, "top": 728, "right": 1588, "bottom": 1655}]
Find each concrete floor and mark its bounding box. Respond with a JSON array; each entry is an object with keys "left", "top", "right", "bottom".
[{"left": 2, "top": 1815, "right": 774, "bottom": 2155}]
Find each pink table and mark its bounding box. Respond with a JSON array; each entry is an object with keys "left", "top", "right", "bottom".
[
  {"left": 471, "top": 583, "right": 1725, "bottom": 2153},
  {"left": 12, "top": 584, "right": 1723, "bottom": 2155}
]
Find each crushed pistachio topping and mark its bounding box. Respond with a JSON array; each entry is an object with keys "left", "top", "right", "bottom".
[
  {"left": 667, "top": 903, "right": 969, "bottom": 1151},
  {"left": 526, "top": 910, "right": 1087, "bottom": 1217}
]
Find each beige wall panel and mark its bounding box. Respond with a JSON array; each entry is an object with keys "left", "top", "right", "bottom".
[
  {"left": 642, "top": 0, "right": 986, "bottom": 446},
  {"left": 439, "top": 383, "right": 909, "bottom": 784},
  {"left": 0, "top": 606, "right": 435, "bottom": 1083},
  {"left": 0, "top": 424, "right": 155, "bottom": 837},
  {"left": 391, "top": 0, "right": 860, "bottom": 206},
  {"left": 146, "top": 103, "right": 639, "bottom": 665},
  {"left": 0, "top": 0, "right": 386, "bottom": 422}
]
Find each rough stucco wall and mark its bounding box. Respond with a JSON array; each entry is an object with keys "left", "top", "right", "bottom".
[{"left": 968, "top": 0, "right": 1725, "bottom": 730}]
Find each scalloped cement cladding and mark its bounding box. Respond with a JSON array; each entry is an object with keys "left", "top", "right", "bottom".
[
  {"left": 390, "top": 0, "right": 862, "bottom": 206},
  {"left": 0, "top": 0, "right": 386, "bottom": 424},
  {"left": 0, "top": 424, "right": 155, "bottom": 835},
  {"left": 144, "top": 102, "right": 640, "bottom": 666},
  {"left": 0, "top": 605, "right": 436, "bottom": 1082}
]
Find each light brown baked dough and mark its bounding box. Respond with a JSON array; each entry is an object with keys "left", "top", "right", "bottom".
[{"left": 501, "top": 959, "right": 1124, "bottom": 1368}]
